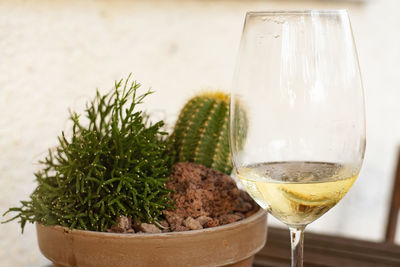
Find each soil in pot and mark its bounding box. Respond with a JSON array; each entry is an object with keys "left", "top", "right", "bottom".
[{"left": 108, "top": 162, "right": 260, "bottom": 234}]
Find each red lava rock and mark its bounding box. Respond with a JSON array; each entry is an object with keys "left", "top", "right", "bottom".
[
  {"left": 235, "top": 200, "right": 253, "bottom": 213},
  {"left": 183, "top": 217, "right": 203, "bottom": 230},
  {"left": 235, "top": 190, "right": 259, "bottom": 216},
  {"left": 159, "top": 220, "right": 169, "bottom": 229},
  {"left": 163, "top": 210, "right": 184, "bottom": 231},
  {"left": 107, "top": 226, "right": 124, "bottom": 233},
  {"left": 109, "top": 163, "right": 260, "bottom": 234},
  {"left": 174, "top": 225, "right": 189, "bottom": 232},
  {"left": 107, "top": 216, "right": 133, "bottom": 233},
  {"left": 118, "top": 216, "right": 132, "bottom": 229},
  {"left": 139, "top": 223, "right": 162, "bottom": 234},
  {"left": 159, "top": 220, "right": 171, "bottom": 232},
  {"left": 205, "top": 218, "right": 220, "bottom": 228},
  {"left": 234, "top": 212, "right": 245, "bottom": 219},
  {"left": 195, "top": 216, "right": 213, "bottom": 227},
  {"left": 244, "top": 209, "right": 258, "bottom": 218},
  {"left": 218, "top": 214, "right": 243, "bottom": 225},
  {"left": 239, "top": 190, "right": 254, "bottom": 203},
  {"left": 166, "top": 162, "right": 239, "bottom": 218}
]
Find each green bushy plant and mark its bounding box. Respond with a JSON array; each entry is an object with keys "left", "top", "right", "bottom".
[{"left": 3, "top": 75, "right": 173, "bottom": 232}]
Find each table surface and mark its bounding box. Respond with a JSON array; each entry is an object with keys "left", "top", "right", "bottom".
[{"left": 254, "top": 227, "right": 400, "bottom": 267}]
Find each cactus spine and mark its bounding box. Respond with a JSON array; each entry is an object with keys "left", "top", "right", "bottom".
[{"left": 170, "top": 92, "right": 245, "bottom": 174}]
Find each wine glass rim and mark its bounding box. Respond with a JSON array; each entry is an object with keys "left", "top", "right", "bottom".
[{"left": 246, "top": 9, "right": 348, "bottom": 16}]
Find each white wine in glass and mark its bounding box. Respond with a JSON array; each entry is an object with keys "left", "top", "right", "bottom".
[{"left": 230, "top": 10, "right": 365, "bottom": 267}]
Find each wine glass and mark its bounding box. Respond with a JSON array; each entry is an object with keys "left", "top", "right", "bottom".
[{"left": 230, "top": 10, "right": 365, "bottom": 267}]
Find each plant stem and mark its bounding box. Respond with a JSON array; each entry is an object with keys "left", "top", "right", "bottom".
[{"left": 289, "top": 226, "right": 305, "bottom": 267}]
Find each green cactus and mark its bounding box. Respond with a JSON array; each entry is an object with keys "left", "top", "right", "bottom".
[{"left": 169, "top": 91, "right": 247, "bottom": 174}]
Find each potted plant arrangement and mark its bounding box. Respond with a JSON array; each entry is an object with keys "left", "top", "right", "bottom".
[{"left": 3, "top": 75, "right": 267, "bottom": 267}]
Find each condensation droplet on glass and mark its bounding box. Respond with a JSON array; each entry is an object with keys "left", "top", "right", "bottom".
[
  {"left": 274, "top": 34, "right": 280, "bottom": 38},
  {"left": 259, "top": 15, "right": 286, "bottom": 24},
  {"left": 273, "top": 16, "right": 285, "bottom": 24}
]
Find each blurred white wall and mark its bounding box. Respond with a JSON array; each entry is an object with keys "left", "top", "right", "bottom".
[{"left": 1, "top": 0, "right": 399, "bottom": 266}]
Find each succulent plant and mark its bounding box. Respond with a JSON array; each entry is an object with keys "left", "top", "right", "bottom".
[
  {"left": 169, "top": 92, "right": 247, "bottom": 174},
  {"left": 3, "top": 75, "right": 173, "bottom": 232}
]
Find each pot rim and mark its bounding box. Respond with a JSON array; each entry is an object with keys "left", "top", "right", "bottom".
[{"left": 36, "top": 209, "right": 266, "bottom": 238}]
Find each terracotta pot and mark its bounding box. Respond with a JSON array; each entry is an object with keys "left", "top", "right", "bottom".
[{"left": 36, "top": 209, "right": 267, "bottom": 267}]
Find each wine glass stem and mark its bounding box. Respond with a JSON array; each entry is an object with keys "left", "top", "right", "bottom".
[{"left": 289, "top": 226, "right": 305, "bottom": 267}]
